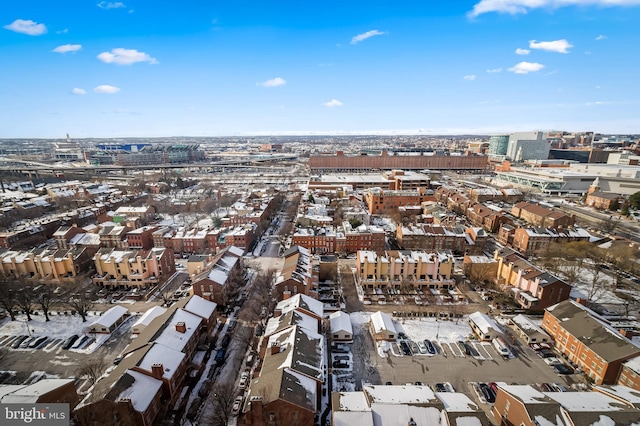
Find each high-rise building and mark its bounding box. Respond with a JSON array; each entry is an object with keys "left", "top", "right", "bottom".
[
  {"left": 488, "top": 134, "right": 509, "bottom": 156},
  {"left": 506, "top": 131, "right": 550, "bottom": 162}
]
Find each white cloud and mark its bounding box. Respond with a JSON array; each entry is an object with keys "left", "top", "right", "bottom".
[
  {"left": 259, "top": 77, "right": 286, "bottom": 88},
  {"left": 486, "top": 68, "right": 503, "bottom": 73},
  {"left": 72, "top": 88, "right": 87, "bottom": 95},
  {"left": 3, "top": 19, "right": 47, "bottom": 36},
  {"left": 529, "top": 39, "right": 573, "bottom": 53},
  {"left": 468, "top": 0, "right": 640, "bottom": 17},
  {"left": 508, "top": 61, "right": 545, "bottom": 74},
  {"left": 53, "top": 44, "right": 82, "bottom": 54},
  {"left": 351, "top": 30, "right": 386, "bottom": 44},
  {"left": 57, "top": 28, "right": 68, "bottom": 34},
  {"left": 97, "top": 1, "right": 126, "bottom": 9},
  {"left": 323, "top": 99, "right": 343, "bottom": 107},
  {"left": 93, "top": 85, "right": 121, "bottom": 94},
  {"left": 515, "top": 48, "right": 530, "bottom": 55},
  {"left": 596, "top": 34, "right": 607, "bottom": 40},
  {"left": 97, "top": 48, "right": 158, "bottom": 65},
  {"left": 464, "top": 75, "right": 477, "bottom": 81}
]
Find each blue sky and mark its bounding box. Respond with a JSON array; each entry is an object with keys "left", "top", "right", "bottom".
[{"left": 2, "top": 0, "right": 640, "bottom": 138}]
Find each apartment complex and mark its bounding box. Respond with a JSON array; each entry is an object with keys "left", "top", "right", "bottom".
[
  {"left": 92, "top": 247, "right": 176, "bottom": 289},
  {"left": 356, "top": 249, "right": 455, "bottom": 291},
  {"left": 542, "top": 300, "right": 640, "bottom": 384}
]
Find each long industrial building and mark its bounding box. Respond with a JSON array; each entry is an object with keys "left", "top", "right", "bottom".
[{"left": 309, "top": 151, "right": 488, "bottom": 172}]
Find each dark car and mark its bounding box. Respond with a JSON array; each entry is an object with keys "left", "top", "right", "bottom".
[
  {"left": 553, "top": 364, "right": 574, "bottom": 375},
  {"left": 457, "top": 341, "right": 467, "bottom": 354},
  {"left": 423, "top": 339, "right": 437, "bottom": 355},
  {"left": 400, "top": 341, "right": 412, "bottom": 356},
  {"left": 333, "top": 361, "right": 349, "bottom": 369},
  {"left": 435, "top": 383, "right": 447, "bottom": 392},
  {"left": 198, "top": 380, "right": 211, "bottom": 398},
  {"left": 538, "top": 349, "right": 555, "bottom": 358},
  {"left": 28, "top": 336, "right": 48, "bottom": 349},
  {"left": 62, "top": 335, "right": 79, "bottom": 350},
  {"left": 11, "top": 335, "right": 28, "bottom": 349},
  {"left": 479, "top": 383, "right": 496, "bottom": 403}
]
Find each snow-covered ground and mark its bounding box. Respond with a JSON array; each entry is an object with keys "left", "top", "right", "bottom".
[{"left": 0, "top": 310, "right": 138, "bottom": 354}]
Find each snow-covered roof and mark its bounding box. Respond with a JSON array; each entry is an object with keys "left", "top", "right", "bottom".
[
  {"left": 132, "top": 306, "right": 167, "bottom": 330},
  {"left": 623, "top": 356, "right": 640, "bottom": 375},
  {"left": 545, "top": 391, "right": 625, "bottom": 412},
  {"left": 369, "top": 403, "right": 442, "bottom": 426},
  {"left": 330, "top": 311, "right": 353, "bottom": 335},
  {"left": 436, "top": 392, "right": 479, "bottom": 412},
  {"left": 468, "top": 311, "right": 500, "bottom": 335},
  {"left": 370, "top": 311, "right": 395, "bottom": 334},
  {"left": 594, "top": 385, "right": 640, "bottom": 407},
  {"left": 137, "top": 343, "right": 185, "bottom": 380},
  {"left": 116, "top": 369, "right": 162, "bottom": 412},
  {"left": 265, "top": 325, "right": 324, "bottom": 381},
  {"left": 152, "top": 309, "right": 202, "bottom": 352},
  {"left": 264, "top": 309, "right": 318, "bottom": 336},
  {"left": 276, "top": 293, "right": 324, "bottom": 318},
  {"left": 0, "top": 379, "right": 75, "bottom": 404},
  {"left": 333, "top": 391, "right": 371, "bottom": 412},
  {"left": 511, "top": 314, "right": 548, "bottom": 337},
  {"left": 92, "top": 305, "right": 129, "bottom": 328},
  {"left": 363, "top": 385, "right": 437, "bottom": 405},
  {"left": 183, "top": 295, "right": 217, "bottom": 321},
  {"left": 498, "top": 384, "right": 548, "bottom": 404},
  {"left": 226, "top": 245, "right": 245, "bottom": 257}
]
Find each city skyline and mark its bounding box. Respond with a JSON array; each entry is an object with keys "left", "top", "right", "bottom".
[{"left": 2, "top": 0, "right": 640, "bottom": 138}]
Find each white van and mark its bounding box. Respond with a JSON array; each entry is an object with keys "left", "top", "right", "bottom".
[{"left": 492, "top": 337, "right": 511, "bottom": 358}]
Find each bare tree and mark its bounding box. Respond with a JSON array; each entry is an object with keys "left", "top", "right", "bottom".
[
  {"left": 205, "top": 381, "right": 237, "bottom": 426},
  {"left": 16, "top": 283, "right": 36, "bottom": 321},
  {"left": 36, "top": 285, "right": 55, "bottom": 322},
  {"left": 66, "top": 288, "right": 95, "bottom": 323},
  {"left": 77, "top": 359, "right": 108, "bottom": 386},
  {"left": 0, "top": 277, "right": 19, "bottom": 321}
]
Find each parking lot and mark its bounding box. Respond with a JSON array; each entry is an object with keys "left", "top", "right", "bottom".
[{"left": 334, "top": 314, "right": 585, "bottom": 418}]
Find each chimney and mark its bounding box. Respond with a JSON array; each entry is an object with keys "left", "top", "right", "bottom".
[
  {"left": 151, "top": 363, "right": 164, "bottom": 379},
  {"left": 270, "top": 342, "right": 281, "bottom": 355},
  {"left": 175, "top": 322, "right": 186, "bottom": 333}
]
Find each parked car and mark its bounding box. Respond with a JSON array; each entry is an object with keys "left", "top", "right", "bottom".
[
  {"left": 28, "top": 336, "right": 48, "bottom": 349},
  {"left": 62, "top": 335, "right": 79, "bottom": 350},
  {"left": 19, "top": 337, "right": 36, "bottom": 349},
  {"left": 457, "top": 341, "right": 467, "bottom": 354},
  {"left": 232, "top": 396, "right": 243, "bottom": 415},
  {"left": 333, "top": 361, "right": 349, "bottom": 369},
  {"left": 537, "top": 349, "right": 555, "bottom": 358},
  {"left": 239, "top": 372, "right": 249, "bottom": 389},
  {"left": 71, "top": 335, "right": 89, "bottom": 350},
  {"left": 424, "top": 339, "right": 437, "bottom": 355},
  {"left": 11, "top": 335, "right": 28, "bottom": 349},
  {"left": 435, "top": 383, "right": 447, "bottom": 392},
  {"left": 544, "top": 357, "right": 563, "bottom": 366},
  {"left": 417, "top": 341, "right": 428, "bottom": 354},
  {"left": 479, "top": 383, "right": 496, "bottom": 403},
  {"left": 553, "top": 364, "right": 574, "bottom": 375},
  {"left": 399, "top": 341, "right": 412, "bottom": 356}
]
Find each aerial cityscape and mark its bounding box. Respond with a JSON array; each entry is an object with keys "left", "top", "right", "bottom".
[{"left": 2, "top": 1, "right": 640, "bottom": 426}]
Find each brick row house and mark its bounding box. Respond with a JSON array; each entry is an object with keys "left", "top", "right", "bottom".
[
  {"left": 74, "top": 295, "right": 217, "bottom": 426},
  {"left": 542, "top": 300, "right": 640, "bottom": 385},
  {"left": 511, "top": 201, "right": 575, "bottom": 228},
  {"left": 434, "top": 187, "right": 514, "bottom": 232},
  {"left": 240, "top": 294, "right": 324, "bottom": 426},
  {"left": 363, "top": 187, "right": 436, "bottom": 215},
  {"left": 190, "top": 245, "right": 244, "bottom": 305},
  {"left": 510, "top": 226, "right": 591, "bottom": 257},
  {"left": 273, "top": 246, "right": 319, "bottom": 301},
  {"left": 493, "top": 248, "right": 570, "bottom": 312},
  {"left": 396, "top": 224, "right": 489, "bottom": 254},
  {"left": 292, "top": 222, "right": 385, "bottom": 255}
]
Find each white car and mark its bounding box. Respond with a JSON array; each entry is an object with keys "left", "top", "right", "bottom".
[
  {"left": 232, "top": 396, "right": 243, "bottom": 415},
  {"left": 544, "top": 357, "right": 562, "bottom": 366}
]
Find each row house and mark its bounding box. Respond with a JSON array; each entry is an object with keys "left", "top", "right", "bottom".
[
  {"left": 542, "top": 300, "right": 640, "bottom": 384},
  {"left": 74, "top": 295, "right": 216, "bottom": 426},
  {"left": 292, "top": 223, "right": 386, "bottom": 255},
  {"left": 92, "top": 247, "right": 175, "bottom": 289},
  {"left": 492, "top": 384, "right": 640, "bottom": 426},
  {"left": 53, "top": 225, "right": 86, "bottom": 249},
  {"left": 113, "top": 206, "right": 155, "bottom": 225},
  {"left": 215, "top": 224, "right": 257, "bottom": 252},
  {"left": 511, "top": 201, "right": 575, "bottom": 228},
  {"left": 468, "top": 187, "right": 524, "bottom": 203},
  {"left": 586, "top": 191, "right": 626, "bottom": 210},
  {"left": 99, "top": 225, "right": 131, "bottom": 249},
  {"left": 151, "top": 226, "right": 172, "bottom": 250},
  {"left": 396, "top": 224, "right": 472, "bottom": 253},
  {"left": 511, "top": 226, "right": 592, "bottom": 257},
  {"left": 0, "top": 246, "right": 95, "bottom": 282},
  {"left": 170, "top": 227, "right": 208, "bottom": 254},
  {"left": 363, "top": 187, "right": 435, "bottom": 215},
  {"left": 241, "top": 293, "right": 324, "bottom": 426},
  {"left": 494, "top": 248, "right": 570, "bottom": 312},
  {"left": 274, "top": 246, "right": 319, "bottom": 301},
  {"left": 356, "top": 249, "right": 455, "bottom": 291},
  {"left": 434, "top": 188, "right": 513, "bottom": 232},
  {"left": 126, "top": 225, "right": 160, "bottom": 250},
  {"left": 190, "top": 246, "right": 243, "bottom": 305}
]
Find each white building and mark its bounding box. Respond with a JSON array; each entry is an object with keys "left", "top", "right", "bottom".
[
  {"left": 329, "top": 311, "right": 353, "bottom": 342},
  {"left": 506, "top": 131, "right": 550, "bottom": 162}
]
